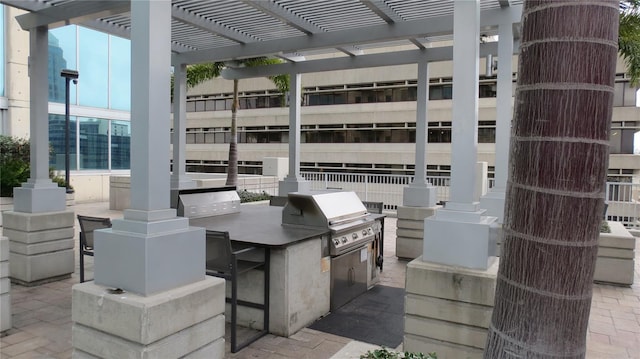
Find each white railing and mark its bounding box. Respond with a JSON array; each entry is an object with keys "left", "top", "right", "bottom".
[
  {"left": 605, "top": 181, "right": 640, "bottom": 229},
  {"left": 301, "top": 172, "right": 451, "bottom": 209},
  {"left": 300, "top": 172, "right": 640, "bottom": 229}
]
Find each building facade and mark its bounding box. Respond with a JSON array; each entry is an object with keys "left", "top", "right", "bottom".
[{"left": 183, "top": 53, "right": 640, "bottom": 183}]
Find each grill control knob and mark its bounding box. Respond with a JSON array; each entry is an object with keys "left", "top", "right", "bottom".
[
  {"left": 352, "top": 233, "right": 358, "bottom": 239},
  {"left": 341, "top": 236, "right": 348, "bottom": 243},
  {"left": 334, "top": 239, "right": 340, "bottom": 246},
  {"left": 367, "top": 228, "right": 373, "bottom": 235},
  {"left": 362, "top": 230, "right": 368, "bottom": 236}
]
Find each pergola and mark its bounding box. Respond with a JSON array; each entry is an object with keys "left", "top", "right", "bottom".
[{"left": 1, "top": 0, "right": 522, "bottom": 356}]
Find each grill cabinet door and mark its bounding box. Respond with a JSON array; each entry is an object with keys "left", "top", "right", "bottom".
[{"left": 330, "top": 246, "right": 368, "bottom": 311}]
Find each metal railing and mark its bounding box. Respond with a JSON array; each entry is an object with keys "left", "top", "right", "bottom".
[
  {"left": 301, "top": 172, "right": 450, "bottom": 210},
  {"left": 605, "top": 181, "right": 640, "bottom": 228},
  {"left": 300, "top": 171, "right": 640, "bottom": 229}
]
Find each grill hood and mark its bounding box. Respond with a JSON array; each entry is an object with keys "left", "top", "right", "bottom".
[{"left": 282, "top": 191, "right": 368, "bottom": 228}]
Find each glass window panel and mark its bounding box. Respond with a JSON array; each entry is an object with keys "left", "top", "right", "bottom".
[
  {"left": 205, "top": 100, "right": 216, "bottom": 111},
  {"left": 429, "top": 86, "right": 443, "bottom": 100},
  {"left": 78, "top": 27, "right": 108, "bottom": 108},
  {"left": 623, "top": 82, "right": 637, "bottom": 107},
  {"left": 48, "top": 114, "right": 77, "bottom": 170},
  {"left": 195, "top": 100, "right": 205, "bottom": 112},
  {"left": 186, "top": 101, "right": 196, "bottom": 112},
  {"left": 79, "top": 117, "right": 109, "bottom": 169},
  {"left": 49, "top": 26, "right": 77, "bottom": 104},
  {"left": 215, "top": 99, "right": 226, "bottom": 110},
  {"left": 205, "top": 133, "right": 216, "bottom": 143},
  {"left": 111, "top": 120, "right": 130, "bottom": 169},
  {"left": 215, "top": 133, "right": 226, "bottom": 143},
  {"left": 613, "top": 82, "right": 624, "bottom": 107},
  {"left": 478, "top": 128, "right": 496, "bottom": 143},
  {"left": 109, "top": 35, "right": 131, "bottom": 111},
  {"left": 186, "top": 133, "right": 195, "bottom": 144}
]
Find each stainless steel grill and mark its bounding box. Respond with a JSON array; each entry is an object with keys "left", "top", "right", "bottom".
[
  {"left": 282, "top": 191, "right": 383, "bottom": 310},
  {"left": 282, "top": 191, "right": 380, "bottom": 256}
]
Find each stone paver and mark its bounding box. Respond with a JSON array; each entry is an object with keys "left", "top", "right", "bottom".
[{"left": 1, "top": 201, "right": 640, "bottom": 358}]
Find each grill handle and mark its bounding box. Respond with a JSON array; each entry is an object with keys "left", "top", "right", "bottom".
[{"left": 329, "top": 213, "right": 368, "bottom": 226}]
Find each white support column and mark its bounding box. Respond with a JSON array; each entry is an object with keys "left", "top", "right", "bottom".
[
  {"left": 403, "top": 58, "right": 436, "bottom": 207},
  {"left": 422, "top": 0, "right": 498, "bottom": 270},
  {"left": 448, "top": 1, "right": 480, "bottom": 210},
  {"left": 93, "top": 0, "right": 205, "bottom": 296},
  {"left": 13, "top": 26, "right": 65, "bottom": 213},
  {"left": 279, "top": 72, "right": 310, "bottom": 195},
  {"left": 479, "top": 18, "right": 514, "bottom": 223},
  {"left": 170, "top": 62, "right": 195, "bottom": 190}
]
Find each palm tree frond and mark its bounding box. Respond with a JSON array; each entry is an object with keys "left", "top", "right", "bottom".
[
  {"left": 619, "top": 9, "right": 640, "bottom": 86},
  {"left": 186, "top": 62, "right": 224, "bottom": 88}
]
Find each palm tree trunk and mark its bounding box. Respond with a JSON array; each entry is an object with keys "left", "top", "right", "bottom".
[
  {"left": 484, "top": 1, "right": 618, "bottom": 358},
  {"left": 226, "top": 79, "right": 239, "bottom": 187}
]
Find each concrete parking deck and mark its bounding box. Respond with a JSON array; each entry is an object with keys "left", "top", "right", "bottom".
[{"left": 1, "top": 201, "right": 640, "bottom": 358}]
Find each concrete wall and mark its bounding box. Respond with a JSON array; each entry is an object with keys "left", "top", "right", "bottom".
[
  {"left": 404, "top": 257, "right": 498, "bottom": 358},
  {"left": 595, "top": 221, "right": 636, "bottom": 286},
  {"left": 4, "top": 7, "right": 30, "bottom": 138}
]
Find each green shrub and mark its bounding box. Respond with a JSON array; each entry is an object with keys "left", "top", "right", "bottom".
[
  {"left": 360, "top": 348, "right": 437, "bottom": 359},
  {"left": 0, "top": 135, "right": 71, "bottom": 197},
  {"left": 0, "top": 136, "right": 30, "bottom": 197},
  {"left": 600, "top": 220, "right": 611, "bottom": 233},
  {"left": 237, "top": 190, "right": 271, "bottom": 203}
]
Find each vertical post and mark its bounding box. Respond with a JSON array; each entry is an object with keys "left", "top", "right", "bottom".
[
  {"left": 279, "top": 73, "right": 310, "bottom": 195},
  {"left": 170, "top": 62, "right": 195, "bottom": 190},
  {"left": 94, "top": 0, "right": 206, "bottom": 296},
  {"left": 448, "top": 0, "right": 480, "bottom": 209},
  {"left": 493, "top": 22, "right": 513, "bottom": 192},
  {"left": 422, "top": 0, "right": 498, "bottom": 270},
  {"left": 65, "top": 77, "right": 71, "bottom": 193},
  {"left": 288, "top": 73, "right": 301, "bottom": 180},
  {"left": 402, "top": 56, "right": 436, "bottom": 207},
  {"left": 479, "top": 18, "right": 514, "bottom": 222},
  {"left": 128, "top": 0, "right": 171, "bottom": 214},
  {"left": 13, "top": 26, "right": 65, "bottom": 213},
  {"left": 414, "top": 60, "right": 429, "bottom": 187},
  {"left": 61, "top": 69, "right": 78, "bottom": 194},
  {"left": 28, "top": 26, "right": 50, "bottom": 186}
]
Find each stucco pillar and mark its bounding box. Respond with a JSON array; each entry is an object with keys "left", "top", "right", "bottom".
[
  {"left": 279, "top": 73, "right": 310, "bottom": 195},
  {"left": 479, "top": 19, "right": 514, "bottom": 224},
  {"left": 13, "top": 26, "right": 65, "bottom": 213},
  {"left": 170, "top": 62, "right": 195, "bottom": 190},
  {"left": 5, "top": 26, "right": 73, "bottom": 287},
  {"left": 397, "top": 59, "right": 440, "bottom": 260},
  {"left": 403, "top": 59, "right": 437, "bottom": 207},
  {"left": 421, "top": 0, "right": 498, "bottom": 270},
  {"left": 74, "top": 2, "right": 224, "bottom": 358},
  {"left": 92, "top": 0, "right": 206, "bottom": 296}
]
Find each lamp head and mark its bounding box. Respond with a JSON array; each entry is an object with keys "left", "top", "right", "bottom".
[{"left": 60, "top": 69, "right": 79, "bottom": 80}]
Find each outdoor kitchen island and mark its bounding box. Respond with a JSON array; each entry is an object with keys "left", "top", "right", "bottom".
[{"left": 187, "top": 191, "right": 383, "bottom": 338}]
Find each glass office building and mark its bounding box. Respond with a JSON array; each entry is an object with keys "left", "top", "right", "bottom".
[{"left": 47, "top": 25, "right": 131, "bottom": 172}]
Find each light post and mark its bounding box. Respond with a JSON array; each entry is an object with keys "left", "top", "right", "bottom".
[{"left": 60, "top": 69, "right": 78, "bottom": 194}]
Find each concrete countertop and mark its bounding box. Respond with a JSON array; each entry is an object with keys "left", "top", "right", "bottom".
[{"left": 189, "top": 205, "right": 329, "bottom": 248}]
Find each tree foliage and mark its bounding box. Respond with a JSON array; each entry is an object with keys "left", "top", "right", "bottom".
[
  {"left": 0, "top": 135, "right": 30, "bottom": 197},
  {"left": 620, "top": 0, "right": 640, "bottom": 85}
]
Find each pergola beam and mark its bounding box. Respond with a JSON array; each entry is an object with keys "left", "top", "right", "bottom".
[
  {"left": 176, "top": 4, "right": 521, "bottom": 64},
  {"left": 361, "top": 0, "right": 404, "bottom": 23},
  {"left": 16, "top": 1, "right": 130, "bottom": 30},
  {"left": 242, "top": 0, "right": 321, "bottom": 34},
  {"left": 171, "top": 4, "right": 255, "bottom": 44},
  {"left": 222, "top": 41, "right": 520, "bottom": 79}
]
